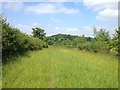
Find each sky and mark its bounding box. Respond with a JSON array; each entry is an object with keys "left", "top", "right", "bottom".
[{"left": 1, "top": 0, "right": 118, "bottom": 37}]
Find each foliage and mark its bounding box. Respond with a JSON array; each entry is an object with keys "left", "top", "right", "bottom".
[
  {"left": 47, "top": 27, "right": 119, "bottom": 54},
  {"left": 32, "top": 27, "right": 48, "bottom": 48},
  {"left": 32, "top": 27, "right": 46, "bottom": 40},
  {"left": 93, "top": 27, "right": 110, "bottom": 41},
  {"left": 111, "top": 27, "right": 120, "bottom": 55},
  {"left": 2, "top": 18, "right": 46, "bottom": 62},
  {"left": 93, "top": 27, "right": 110, "bottom": 52},
  {"left": 47, "top": 34, "right": 84, "bottom": 47}
]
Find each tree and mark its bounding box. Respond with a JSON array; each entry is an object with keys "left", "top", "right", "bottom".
[
  {"left": 93, "top": 27, "right": 110, "bottom": 41},
  {"left": 73, "top": 36, "right": 87, "bottom": 47},
  {"left": 93, "top": 27, "right": 111, "bottom": 52},
  {"left": 0, "top": 15, "right": 2, "bottom": 56},
  {"left": 32, "top": 27, "right": 46, "bottom": 40},
  {"left": 2, "top": 18, "right": 44, "bottom": 62},
  {"left": 112, "top": 27, "right": 120, "bottom": 56}
]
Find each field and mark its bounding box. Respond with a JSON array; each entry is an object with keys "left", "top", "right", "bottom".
[{"left": 2, "top": 47, "right": 118, "bottom": 88}]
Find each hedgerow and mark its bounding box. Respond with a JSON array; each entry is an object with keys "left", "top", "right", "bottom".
[{"left": 2, "top": 18, "right": 47, "bottom": 62}]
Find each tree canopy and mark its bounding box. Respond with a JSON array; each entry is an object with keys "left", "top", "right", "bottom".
[{"left": 32, "top": 27, "right": 46, "bottom": 40}]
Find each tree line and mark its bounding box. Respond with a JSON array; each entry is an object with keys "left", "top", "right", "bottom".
[
  {"left": 47, "top": 27, "right": 120, "bottom": 56},
  {"left": 1, "top": 16, "right": 120, "bottom": 63},
  {"left": 1, "top": 18, "right": 48, "bottom": 63}
]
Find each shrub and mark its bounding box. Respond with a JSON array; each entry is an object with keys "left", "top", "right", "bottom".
[{"left": 2, "top": 18, "right": 47, "bottom": 62}]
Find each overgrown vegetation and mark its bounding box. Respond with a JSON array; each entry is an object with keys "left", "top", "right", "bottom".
[
  {"left": 2, "top": 18, "right": 48, "bottom": 63},
  {"left": 2, "top": 14, "right": 119, "bottom": 63},
  {"left": 2, "top": 15, "right": 119, "bottom": 88},
  {"left": 110, "top": 27, "right": 120, "bottom": 56},
  {"left": 3, "top": 47, "right": 118, "bottom": 88},
  {"left": 47, "top": 27, "right": 120, "bottom": 55}
]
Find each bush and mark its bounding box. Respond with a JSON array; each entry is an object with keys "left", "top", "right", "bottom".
[
  {"left": 2, "top": 19, "right": 47, "bottom": 62},
  {"left": 47, "top": 40, "right": 53, "bottom": 45},
  {"left": 78, "top": 43, "right": 91, "bottom": 51},
  {"left": 78, "top": 43, "right": 99, "bottom": 53}
]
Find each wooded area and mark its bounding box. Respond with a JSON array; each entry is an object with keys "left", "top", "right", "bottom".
[{"left": 1, "top": 16, "right": 120, "bottom": 63}]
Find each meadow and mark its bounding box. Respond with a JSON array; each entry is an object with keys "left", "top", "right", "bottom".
[{"left": 2, "top": 47, "right": 118, "bottom": 88}]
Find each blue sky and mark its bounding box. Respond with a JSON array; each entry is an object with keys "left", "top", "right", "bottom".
[{"left": 2, "top": 0, "right": 118, "bottom": 37}]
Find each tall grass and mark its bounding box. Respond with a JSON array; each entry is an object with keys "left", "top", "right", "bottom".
[{"left": 2, "top": 47, "right": 118, "bottom": 88}]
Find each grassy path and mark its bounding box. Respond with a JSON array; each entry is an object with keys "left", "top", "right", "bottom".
[{"left": 2, "top": 47, "right": 118, "bottom": 88}]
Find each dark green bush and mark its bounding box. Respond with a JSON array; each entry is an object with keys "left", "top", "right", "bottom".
[
  {"left": 78, "top": 43, "right": 99, "bottom": 53},
  {"left": 47, "top": 40, "right": 53, "bottom": 45},
  {"left": 2, "top": 19, "right": 47, "bottom": 62}
]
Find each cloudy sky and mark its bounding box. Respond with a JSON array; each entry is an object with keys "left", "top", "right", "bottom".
[{"left": 2, "top": 0, "right": 118, "bottom": 37}]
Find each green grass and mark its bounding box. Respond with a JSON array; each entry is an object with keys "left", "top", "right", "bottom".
[{"left": 2, "top": 47, "right": 118, "bottom": 88}]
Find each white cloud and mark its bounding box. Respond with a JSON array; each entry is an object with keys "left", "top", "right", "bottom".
[
  {"left": 83, "top": 0, "right": 118, "bottom": 22},
  {"left": 49, "top": 27, "right": 93, "bottom": 37},
  {"left": 46, "top": 25, "right": 116, "bottom": 37},
  {"left": 46, "top": 27, "right": 80, "bottom": 36},
  {"left": 25, "top": 3, "right": 57, "bottom": 14},
  {"left": 79, "top": 26, "right": 93, "bottom": 37},
  {"left": 83, "top": 0, "right": 118, "bottom": 11},
  {"left": 46, "top": 27, "right": 87, "bottom": 36},
  {"left": 78, "top": 26, "right": 116, "bottom": 37},
  {"left": 3, "top": 2, "right": 80, "bottom": 14},
  {"left": 15, "top": 24, "right": 33, "bottom": 35},
  {"left": 32, "top": 22, "right": 39, "bottom": 26},
  {"left": 25, "top": 3, "right": 80, "bottom": 14},
  {"left": 96, "top": 8, "right": 118, "bottom": 21},
  {"left": 15, "top": 23, "right": 116, "bottom": 37},
  {"left": 60, "top": 7, "right": 79, "bottom": 14},
  {"left": 4, "top": 2, "right": 24, "bottom": 11},
  {"left": 15, "top": 23, "right": 47, "bottom": 35},
  {"left": 65, "top": 28, "right": 78, "bottom": 33}
]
